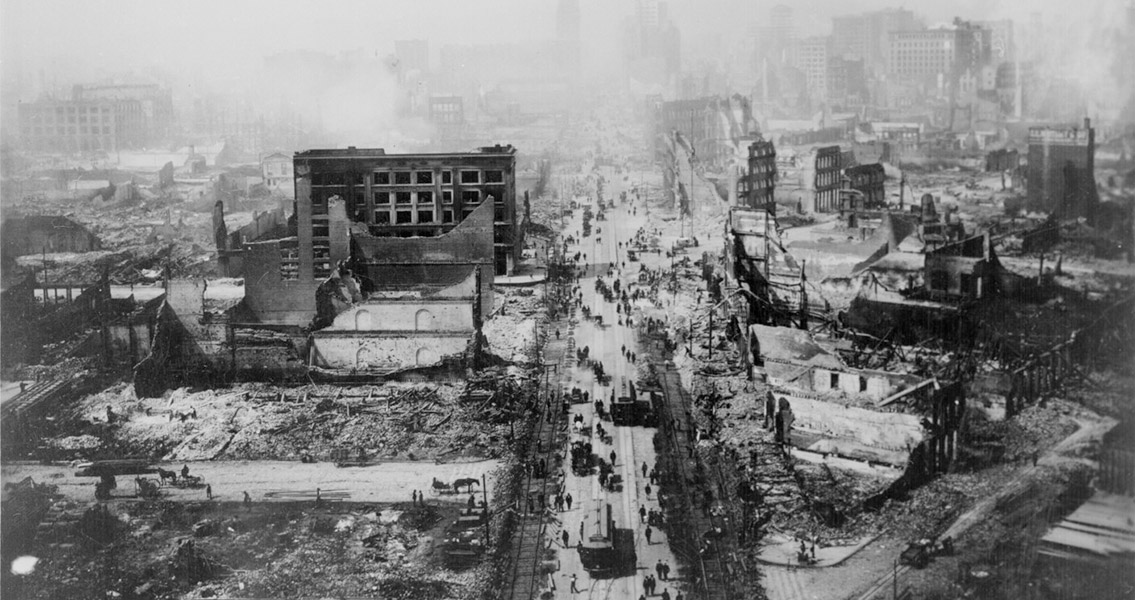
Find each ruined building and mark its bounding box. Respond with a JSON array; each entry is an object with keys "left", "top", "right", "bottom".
[
  {"left": 294, "top": 145, "right": 519, "bottom": 275},
  {"left": 842, "top": 163, "right": 887, "bottom": 209},
  {"left": 799, "top": 145, "right": 843, "bottom": 213},
  {"left": 654, "top": 95, "right": 760, "bottom": 170},
  {"left": 1, "top": 216, "right": 101, "bottom": 257},
  {"left": 738, "top": 140, "right": 777, "bottom": 211},
  {"left": 211, "top": 146, "right": 514, "bottom": 327},
  {"left": 1027, "top": 119, "right": 1099, "bottom": 220},
  {"left": 17, "top": 100, "right": 118, "bottom": 154}
]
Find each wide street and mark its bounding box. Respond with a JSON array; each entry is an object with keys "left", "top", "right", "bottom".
[{"left": 545, "top": 168, "right": 687, "bottom": 600}]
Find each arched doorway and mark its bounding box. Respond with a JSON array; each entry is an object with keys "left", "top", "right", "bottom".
[
  {"left": 356, "top": 348, "right": 368, "bottom": 370},
  {"left": 415, "top": 309, "right": 434, "bottom": 331},
  {"left": 416, "top": 347, "right": 436, "bottom": 366},
  {"left": 355, "top": 310, "right": 372, "bottom": 330}
]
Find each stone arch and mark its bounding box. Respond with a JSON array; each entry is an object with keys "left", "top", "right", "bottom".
[
  {"left": 355, "top": 309, "right": 372, "bottom": 330},
  {"left": 356, "top": 348, "right": 368, "bottom": 369},
  {"left": 415, "top": 309, "right": 434, "bottom": 331},
  {"left": 416, "top": 347, "right": 436, "bottom": 366}
]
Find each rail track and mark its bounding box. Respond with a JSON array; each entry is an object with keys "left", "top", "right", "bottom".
[{"left": 503, "top": 315, "right": 571, "bottom": 600}]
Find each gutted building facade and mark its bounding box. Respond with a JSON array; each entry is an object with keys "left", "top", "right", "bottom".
[
  {"left": 294, "top": 145, "right": 519, "bottom": 277},
  {"left": 843, "top": 163, "right": 886, "bottom": 208},
  {"left": 739, "top": 139, "right": 777, "bottom": 210}
]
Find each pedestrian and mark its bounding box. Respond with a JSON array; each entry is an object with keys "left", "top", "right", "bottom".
[
  {"left": 181, "top": 464, "right": 190, "bottom": 479},
  {"left": 675, "top": 591, "right": 683, "bottom": 600},
  {"left": 315, "top": 487, "right": 322, "bottom": 506},
  {"left": 610, "top": 450, "right": 617, "bottom": 465},
  {"left": 579, "top": 520, "right": 584, "bottom": 538},
  {"left": 412, "top": 490, "right": 417, "bottom": 505},
  {"left": 205, "top": 484, "right": 212, "bottom": 500},
  {"left": 562, "top": 529, "right": 570, "bottom": 547},
  {"left": 570, "top": 573, "right": 580, "bottom": 594},
  {"left": 468, "top": 493, "right": 476, "bottom": 509},
  {"left": 645, "top": 484, "right": 652, "bottom": 497},
  {"left": 643, "top": 575, "right": 651, "bottom": 594},
  {"left": 642, "top": 462, "right": 649, "bottom": 478},
  {"left": 661, "top": 588, "right": 671, "bottom": 600},
  {"left": 656, "top": 560, "right": 664, "bottom": 580},
  {"left": 243, "top": 490, "right": 251, "bottom": 510},
  {"left": 645, "top": 526, "right": 653, "bottom": 544},
  {"left": 566, "top": 493, "right": 573, "bottom": 510},
  {"left": 639, "top": 505, "right": 647, "bottom": 523}
]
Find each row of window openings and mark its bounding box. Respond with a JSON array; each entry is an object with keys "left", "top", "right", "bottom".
[
  {"left": 25, "top": 127, "right": 112, "bottom": 136},
  {"left": 313, "top": 189, "right": 502, "bottom": 208},
  {"left": 315, "top": 205, "right": 508, "bottom": 229},
  {"left": 312, "top": 170, "right": 504, "bottom": 187}
]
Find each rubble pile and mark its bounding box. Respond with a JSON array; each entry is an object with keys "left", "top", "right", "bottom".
[{"left": 59, "top": 381, "right": 518, "bottom": 462}]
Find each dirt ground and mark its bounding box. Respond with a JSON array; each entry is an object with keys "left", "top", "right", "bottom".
[{"left": 3, "top": 496, "right": 490, "bottom": 600}]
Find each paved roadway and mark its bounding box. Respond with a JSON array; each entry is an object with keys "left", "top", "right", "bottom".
[{"left": 548, "top": 172, "right": 686, "bottom": 600}]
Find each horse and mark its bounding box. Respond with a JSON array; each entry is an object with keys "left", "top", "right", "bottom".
[
  {"left": 156, "top": 468, "right": 178, "bottom": 486},
  {"left": 452, "top": 478, "right": 480, "bottom": 493}
]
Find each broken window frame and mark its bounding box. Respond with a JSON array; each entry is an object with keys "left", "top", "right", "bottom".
[
  {"left": 373, "top": 172, "right": 391, "bottom": 186},
  {"left": 396, "top": 191, "right": 412, "bottom": 204},
  {"left": 418, "top": 191, "right": 434, "bottom": 205},
  {"left": 461, "top": 189, "right": 480, "bottom": 204},
  {"left": 374, "top": 210, "right": 391, "bottom": 224},
  {"left": 417, "top": 210, "right": 435, "bottom": 223},
  {"left": 442, "top": 189, "right": 454, "bottom": 204},
  {"left": 416, "top": 171, "right": 433, "bottom": 184},
  {"left": 395, "top": 210, "right": 413, "bottom": 224},
  {"left": 460, "top": 170, "right": 480, "bottom": 184},
  {"left": 484, "top": 170, "right": 504, "bottom": 183}
]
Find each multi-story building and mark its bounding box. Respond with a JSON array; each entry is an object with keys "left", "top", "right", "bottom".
[
  {"left": 831, "top": 8, "right": 918, "bottom": 75},
  {"left": 808, "top": 146, "right": 843, "bottom": 213},
  {"left": 17, "top": 99, "right": 117, "bottom": 153},
  {"left": 739, "top": 140, "right": 777, "bottom": 210},
  {"left": 294, "top": 145, "right": 519, "bottom": 277},
  {"left": 976, "top": 19, "right": 1014, "bottom": 62},
  {"left": 621, "top": 0, "right": 681, "bottom": 85},
  {"left": 1027, "top": 119, "right": 1097, "bottom": 219},
  {"left": 428, "top": 95, "right": 465, "bottom": 142},
  {"left": 655, "top": 95, "right": 759, "bottom": 170},
  {"left": 889, "top": 21, "right": 989, "bottom": 90},
  {"left": 261, "top": 152, "right": 295, "bottom": 197},
  {"left": 71, "top": 83, "right": 174, "bottom": 148},
  {"left": 843, "top": 163, "right": 886, "bottom": 208},
  {"left": 793, "top": 37, "right": 830, "bottom": 101},
  {"left": 888, "top": 28, "right": 963, "bottom": 82},
  {"left": 827, "top": 56, "right": 867, "bottom": 103}
]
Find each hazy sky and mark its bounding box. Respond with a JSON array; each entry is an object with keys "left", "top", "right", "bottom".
[{"left": 1, "top": 0, "right": 1126, "bottom": 90}]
